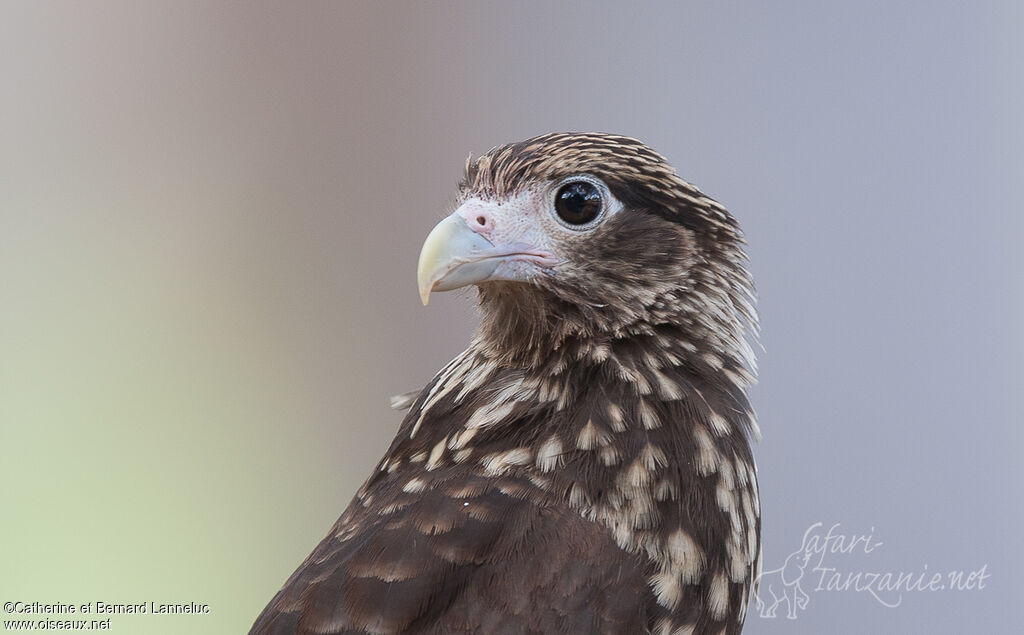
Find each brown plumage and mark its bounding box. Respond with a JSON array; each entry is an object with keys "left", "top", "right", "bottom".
[{"left": 250, "top": 132, "right": 761, "bottom": 635}]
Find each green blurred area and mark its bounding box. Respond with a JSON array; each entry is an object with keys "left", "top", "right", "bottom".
[{"left": 0, "top": 215, "right": 314, "bottom": 633}]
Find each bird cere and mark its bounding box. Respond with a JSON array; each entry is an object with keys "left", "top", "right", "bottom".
[{"left": 251, "top": 133, "right": 761, "bottom": 634}]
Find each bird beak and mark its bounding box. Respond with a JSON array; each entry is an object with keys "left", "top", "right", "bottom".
[
  {"left": 417, "top": 199, "right": 562, "bottom": 305},
  {"left": 417, "top": 214, "right": 503, "bottom": 305}
]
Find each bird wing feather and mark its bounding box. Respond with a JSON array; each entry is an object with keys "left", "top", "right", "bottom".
[{"left": 249, "top": 468, "right": 650, "bottom": 634}]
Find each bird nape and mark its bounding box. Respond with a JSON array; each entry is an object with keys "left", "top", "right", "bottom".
[{"left": 250, "top": 132, "right": 761, "bottom": 635}]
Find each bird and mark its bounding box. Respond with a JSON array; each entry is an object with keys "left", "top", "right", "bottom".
[{"left": 250, "top": 132, "right": 761, "bottom": 635}]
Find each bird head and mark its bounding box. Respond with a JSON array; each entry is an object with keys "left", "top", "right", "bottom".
[{"left": 418, "top": 132, "right": 756, "bottom": 370}]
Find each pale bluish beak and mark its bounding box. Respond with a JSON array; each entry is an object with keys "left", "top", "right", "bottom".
[{"left": 416, "top": 214, "right": 501, "bottom": 305}]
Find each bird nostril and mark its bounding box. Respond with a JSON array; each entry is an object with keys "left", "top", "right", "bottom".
[{"left": 476, "top": 215, "right": 487, "bottom": 227}]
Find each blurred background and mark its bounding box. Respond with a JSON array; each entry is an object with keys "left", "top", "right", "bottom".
[{"left": 1, "top": 2, "right": 1021, "bottom": 633}]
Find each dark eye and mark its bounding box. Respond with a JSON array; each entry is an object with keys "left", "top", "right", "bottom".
[{"left": 554, "top": 180, "right": 603, "bottom": 226}]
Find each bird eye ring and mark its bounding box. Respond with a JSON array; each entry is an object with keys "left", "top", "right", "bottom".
[{"left": 553, "top": 179, "right": 604, "bottom": 228}]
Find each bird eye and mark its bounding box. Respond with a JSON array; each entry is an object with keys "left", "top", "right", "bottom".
[{"left": 554, "top": 180, "right": 603, "bottom": 227}]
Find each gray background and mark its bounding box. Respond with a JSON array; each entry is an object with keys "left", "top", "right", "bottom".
[{"left": 2, "top": 2, "right": 1021, "bottom": 633}]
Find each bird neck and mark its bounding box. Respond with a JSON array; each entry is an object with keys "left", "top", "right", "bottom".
[{"left": 472, "top": 282, "right": 757, "bottom": 383}]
